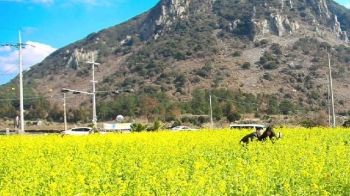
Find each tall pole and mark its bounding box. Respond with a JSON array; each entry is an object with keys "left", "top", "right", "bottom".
[
  {"left": 2, "top": 31, "right": 34, "bottom": 134},
  {"left": 87, "top": 54, "right": 100, "bottom": 128},
  {"left": 92, "top": 57, "right": 96, "bottom": 128},
  {"left": 18, "top": 31, "right": 25, "bottom": 134},
  {"left": 327, "top": 83, "right": 331, "bottom": 126},
  {"left": 210, "top": 94, "right": 213, "bottom": 129},
  {"left": 328, "top": 53, "right": 336, "bottom": 127},
  {"left": 63, "top": 93, "right": 67, "bottom": 131}
]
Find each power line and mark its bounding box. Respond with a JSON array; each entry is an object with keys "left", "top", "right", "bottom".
[
  {"left": 212, "top": 95, "right": 259, "bottom": 106},
  {"left": 0, "top": 89, "right": 130, "bottom": 100},
  {"left": 0, "top": 93, "right": 87, "bottom": 102},
  {"left": 0, "top": 63, "right": 19, "bottom": 76},
  {"left": 0, "top": 96, "right": 55, "bottom": 102}
]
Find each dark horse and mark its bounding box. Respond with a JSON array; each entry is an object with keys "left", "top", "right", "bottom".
[
  {"left": 239, "top": 126, "right": 280, "bottom": 144},
  {"left": 258, "top": 126, "right": 277, "bottom": 141}
]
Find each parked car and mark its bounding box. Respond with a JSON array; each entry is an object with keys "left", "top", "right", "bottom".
[
  {"left": 61, "top": 127, "right": 93, "bottom": 136},
  {"left": 171, "top": 126, "right": 199, "bottom": 131}
]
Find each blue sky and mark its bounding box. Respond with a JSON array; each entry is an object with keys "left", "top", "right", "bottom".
[{"left": 0, "top": 0, "right": 349, "bottom": 85}]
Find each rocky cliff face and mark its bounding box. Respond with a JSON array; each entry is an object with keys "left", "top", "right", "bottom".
[
  {"left": 252, "top": 10, "right": 300, "bottom": 39},
  {"left": 141, "top": 0, "right": 215, "bottom": 39},
  {"left": 154, "top": 0, "right": 190, "bottom": 39},
  {"left": 145, "top": 0, "right": 348, "bottom": 42},
  {"left": 330, "top": 15, "right": 349, "bottom": 43},
  {"left": 250, "top": 0, "right": 347, "bottom": 41},
  {"left": 65, "top": 49, "right": 98, "bottom": 70}
]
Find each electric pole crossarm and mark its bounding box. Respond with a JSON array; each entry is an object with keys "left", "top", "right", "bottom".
[
  {"left": 87, "top": 61, "right": 100, "bottom": 65},
  {"left": 112, "top": 89, "right": 134, "bottom": 94},
  {"left": 2, "top": 43, "right": 35, "bottom": 48}
]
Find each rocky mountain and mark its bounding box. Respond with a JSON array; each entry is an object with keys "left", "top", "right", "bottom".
[{"left": 4, "top": 0, "right": 350, "bottom": 123}]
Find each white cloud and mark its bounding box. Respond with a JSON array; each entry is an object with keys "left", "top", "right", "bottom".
[
  {"left": 346, "top": 3, "right": 350, "bottom": 8},
  {"left": 0, "top": 41, "right": 57, "bottom": 74},
  {"left": 0, "top": 46, "right": 12, "bottom": 52}
]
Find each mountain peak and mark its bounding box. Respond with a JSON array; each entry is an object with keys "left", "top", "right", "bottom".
[{"left": 8, "top": 0, "right": 350, "bottom": 120}]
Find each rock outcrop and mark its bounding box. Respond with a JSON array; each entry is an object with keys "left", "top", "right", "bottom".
[
  {"left": 252, "top": 11, "right": 300, "bottom": 40},
  {"left": 330, "top": 15, "right": 349, "bottom": 43},
  {"left": 66, "top": 49, "right": 98, "bottom": 70}
]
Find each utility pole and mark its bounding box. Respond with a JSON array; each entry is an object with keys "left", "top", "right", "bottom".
[
  {"left": 2, "top": 31, "right": 34, "bottom": 134},
  {"left": 63, "top": 93, "right": 67, "bottom": 132},
  {"left": 328, "top": 53, "right": 336, "bottom": 128},
  {"left": 327, "top": 82, "right": 331, "bottom": 126},
  {"left": 210, "top": 94, "right": 213, "bottom": 129},
  {"left": 87, "top": 54, "right": 100, "bottom": 129}
]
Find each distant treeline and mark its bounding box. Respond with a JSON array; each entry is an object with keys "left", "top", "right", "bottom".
[{"left": 0, "top": 86, "right": 305, "bottom": 126}]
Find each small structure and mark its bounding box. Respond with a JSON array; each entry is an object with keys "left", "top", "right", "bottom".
[
  {"left": 32, "top": 120, "right": 43, "bottom": 126},
  {"left": 103, "top": 123, "right": 132, "bottom": 133}
]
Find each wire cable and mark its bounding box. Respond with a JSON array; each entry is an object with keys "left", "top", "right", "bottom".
[{"left": 211, "top": 95, "right": 259, "bottom": 106}]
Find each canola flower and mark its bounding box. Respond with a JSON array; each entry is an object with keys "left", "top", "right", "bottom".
[{"left": 0, "top": 127, "right": 349, "bottom": 195}]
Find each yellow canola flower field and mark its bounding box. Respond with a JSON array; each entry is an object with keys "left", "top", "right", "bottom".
[{"left": 0, "top": 127, "right": 349, "bottom": 195}]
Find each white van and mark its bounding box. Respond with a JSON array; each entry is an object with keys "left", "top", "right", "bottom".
[{"left": 229, "top": 124, "right": 266, "bottom": 130}]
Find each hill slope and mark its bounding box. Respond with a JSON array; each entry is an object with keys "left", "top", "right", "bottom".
[{"left": 2, "top": 0, "right": 350, "bottom": 124}]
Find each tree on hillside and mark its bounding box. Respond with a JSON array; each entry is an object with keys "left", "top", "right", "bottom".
[
  {"left": 314, "top": 110, "right": 328, "bottom": 127},
  {"left": 189, "top": 90, "right": 208, "bottom": 114},
  {"left": 165, "top": 105, "right": 182, "bottom": 121},
  {"left": 279, "top": 100, "right": 295, "bottom": 115},
  {"left": 222, "top": 102, "right": 236, "bottom": 117},
  {"left": 71, "top": 108, "right": 90, "bottom": 123},
  {"left": 48, "top": 103, "right": 63, "bottom": 122},
  {"left": 0, "top": 103, "right": 17, "bottom": 119},
  {"left": 26, "top": 97, "right": 51, "bottom": 119},
  {"left": 227, "top": 112, "right": 241, "bottom": 123},
  {"left": 139, "top": 96, "right": 158, "bottom": 122},
  {"left": 267, "top": 95, "right": 279, "bottom": 115}
]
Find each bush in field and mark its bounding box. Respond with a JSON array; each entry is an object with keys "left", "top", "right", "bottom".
[
  {"left": 130, "top": 122, "right": 148, "bottom": 132},
  {"left": 148, "top": 120, "right": 166, "bottom": 131},
  {"left": 343, "top": 119, "right": 350, "bottom": 127}
]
